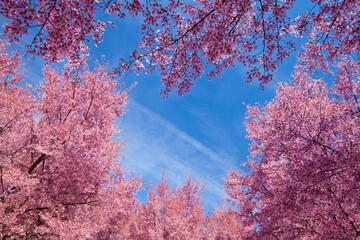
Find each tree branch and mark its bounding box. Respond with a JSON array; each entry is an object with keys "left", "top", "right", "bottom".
[
  {"left": 28, "top": 154, "right": 47, "bottom": 174},
  {"left": 25, "top": 206, "right": 50, "bottom": 212},
  {"left": 84, "top": 92, "right": 94, "bottom": 120},
  {"left": 0, "top": 111, "right": 24, "bottom": 135},
  {"left": 168, "top": 8, "right": 217, "bottom": 47},
  {"left": 0, "top": 166, "right": 4, "bottom": 193},
  {"left": 301, "top": 167, "right": 349, "bottom": 192},
  {"left": 328, "top": 188, "right": 360, "bottom": 237},
  {"left": 63, "top": 200, "right": 98, "bottom": 206}
]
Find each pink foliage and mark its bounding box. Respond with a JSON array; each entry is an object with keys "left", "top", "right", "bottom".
[
  {"left": 0, "top": 0, "right": 359, "bottom": 238},
  {"left": 0, "top": 0, "right": 358, "bottom": 96},
  {"left": 0, "top": 0, "right": 116, "bottom": 62},
  {"left": 0, "top": 43, "right": 140, "bottom": 238},
  {"left": 208, "top": 203, "right": 250, "bottom": 239},
  {"left": 225, "top": 62, "right": 360, "bottom": 239},
  {"left": 132, "top": 173, "right": 210, "bottom": 239}
]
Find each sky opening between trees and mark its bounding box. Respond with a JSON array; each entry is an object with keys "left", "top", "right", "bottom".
[{"left": 0, "top": 0, "right": 359, "bottom": 239}]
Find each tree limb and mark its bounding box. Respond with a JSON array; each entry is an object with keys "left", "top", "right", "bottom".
[{"left": 28, "top": 154, "right": 47, "bottom": 174}]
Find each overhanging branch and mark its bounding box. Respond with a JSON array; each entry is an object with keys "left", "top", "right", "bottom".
[{"left": 28, "top": 154, "right": 47, "bottom": 174}]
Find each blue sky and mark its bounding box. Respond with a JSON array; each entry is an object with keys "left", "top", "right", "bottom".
[
  {"left": 88, "top": 14, "right": 299, "bottom": 210},
  {"left": 119, "top": 73, "right": 278, "bottom": 210},
  {"left": 6, "top": 2, "right": 308, "bottom": 211},
  {"left": 87, "top": 17, "right": 293, "bottom": 210}
]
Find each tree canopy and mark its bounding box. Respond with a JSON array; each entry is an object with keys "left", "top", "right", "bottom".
[{"left": 0, "top": 0, "right": 359, "bottom": 239}]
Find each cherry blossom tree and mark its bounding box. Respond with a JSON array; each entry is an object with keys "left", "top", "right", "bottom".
[
  {"left": 0, "top": 0, "right": 359, "bottom": 238},
  {"left": 0, "top": 0, "right": 358, "bottom": 96},
  {"left": 0, "top": 42, "right": 141, "bottom": 239},
  {"left": 225, "top": 61, "right": 360, "bottom": 239},
  {"left": 131, "top": 173, "right": 211, "bottom": 239},
  {"left": 207, "top": 203, "right": 249, "bottom": 239}
]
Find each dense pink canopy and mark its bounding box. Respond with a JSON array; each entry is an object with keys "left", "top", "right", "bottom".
[
  {"left": 225, "top": 63, "right": 360, "bottom": 239},
  {"left": 0, "top": 0, "right": 359, "bottom": 238},
  {"left": 0, "top": 0, "right": 358, "bottom": 96}
]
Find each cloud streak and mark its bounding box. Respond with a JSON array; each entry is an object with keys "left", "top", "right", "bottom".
[
  {"left": 121, "top": 100, "right": 236, "bottom": 208},
  {"left": 131, "top": 101, "right": 234, "bottom": 173}
]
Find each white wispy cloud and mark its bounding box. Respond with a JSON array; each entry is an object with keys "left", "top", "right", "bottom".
[
  {"left": 120, "top": 100, "right": 236, "bottom": 208},
  {"left": 131, "top": 101, "right": 234, "bottom": 173}
]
